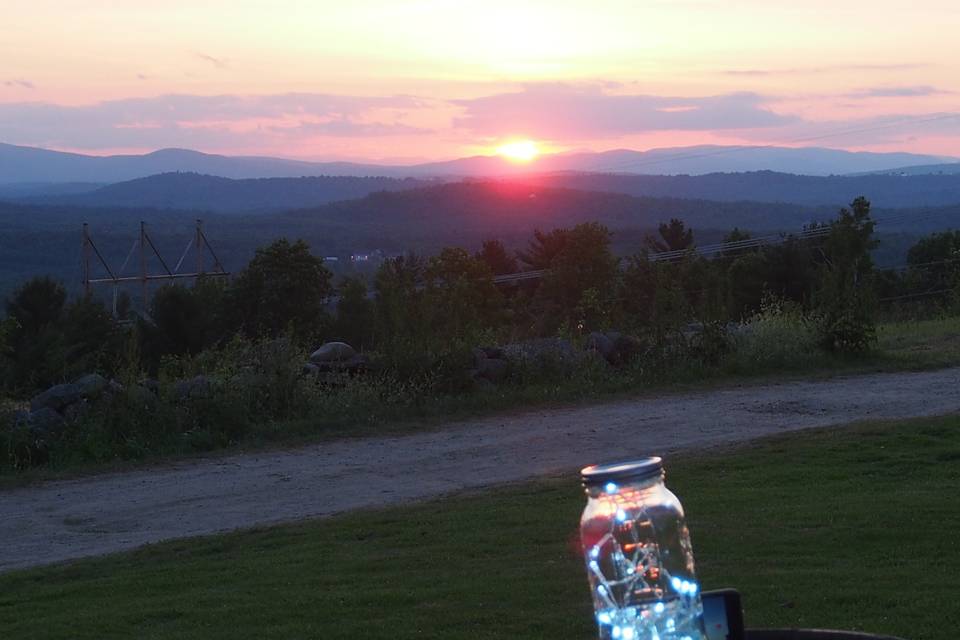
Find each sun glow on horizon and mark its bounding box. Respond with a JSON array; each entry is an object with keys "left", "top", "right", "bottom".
[{"left": 496, "top": 139, "right": 540, "bottom": 163}]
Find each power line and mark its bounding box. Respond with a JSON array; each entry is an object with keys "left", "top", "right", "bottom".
[
  {"left": 878, "top": 288, "right": 954, "bottom": 303},
  {"left": 491, "top": 207, "right": 960, "bottom": 284}
]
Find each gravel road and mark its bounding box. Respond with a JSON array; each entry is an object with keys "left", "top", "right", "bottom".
[{"left": 2, "top": 366, "right": 958, "bottom": 573}]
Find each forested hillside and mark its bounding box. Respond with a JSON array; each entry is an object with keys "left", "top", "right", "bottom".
[
  {"left": 1, "top": 181, "right": 956, "bottom": 300},
  {"left": 524, "top": 171, "right": 960, "bottom": 208},
  {"left": 24, "top": 172, "right": 433, "bottom": 212},
  {"left": 14, "top": 169, "right": 960, "bottom": 213}
]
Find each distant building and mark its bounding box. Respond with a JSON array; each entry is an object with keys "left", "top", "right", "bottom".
[{"left": 350, "top": 250, "right": 385, "bottom": 263}]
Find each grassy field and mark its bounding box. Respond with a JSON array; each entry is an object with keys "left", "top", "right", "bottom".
[
  {"left": 877, "top": 315, "right": 960, "bottom": 369},
  {"left": 2, "top": 415, "right": 958, "bottom": 639}
]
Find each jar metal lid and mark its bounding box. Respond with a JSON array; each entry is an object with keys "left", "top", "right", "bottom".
[{"left": 580, "top": 457, "right": 663, "bottom": 487}]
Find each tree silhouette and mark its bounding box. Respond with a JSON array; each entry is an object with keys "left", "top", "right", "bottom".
[
  {"left": 475, "top": 239, "right": 517, "bottom": 275},
  {"left": 230, "top": 238, "right": 333, "bottom": 340},
  {"left": 645, "top": 218, "right": 694, "bottom": 253},
  {"left": 5, "top": 276, "right": 65, "bottom": 338},
  {"left": 518, "top": 228, "right": 572, "bottom": 270}
]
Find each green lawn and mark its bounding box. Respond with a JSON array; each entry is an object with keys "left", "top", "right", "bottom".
[
  {"left": 2, "top": 416, "right": 959, "bottom": 639},
  {"left": 877, "top": 315, "right": 960, "bottom": 369}
]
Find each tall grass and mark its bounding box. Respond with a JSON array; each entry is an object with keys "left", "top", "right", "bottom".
[
  {"left": 4, "top": 308, "right": 960, "bottom": 475},
  {"left": 724, "top": 298, "right": 821, "bottom": 372}
]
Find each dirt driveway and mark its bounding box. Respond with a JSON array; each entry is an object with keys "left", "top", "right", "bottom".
[{"left": 2, "top": 366, "right": 958, "bottom": 573}]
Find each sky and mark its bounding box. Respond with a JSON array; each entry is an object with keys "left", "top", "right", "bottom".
[{"left": 2, "top": 0, "right": 959, "bottom": 162}]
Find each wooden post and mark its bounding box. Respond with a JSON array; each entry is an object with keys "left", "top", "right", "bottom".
[
  {"left": 196, "top": 219, "right": 204, "bottom": 278},
  {"left": 140, "top": 220, "right": 148, "bottom": 311},
  {"left": 81, "top": 222, "right": 91, "bottom": 296}
]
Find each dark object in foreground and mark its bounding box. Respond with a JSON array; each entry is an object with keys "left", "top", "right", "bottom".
[
  {"left": 746, "top": 631, "right": 906, "bottom": 640},
  {"left": 702, "top": 589, "right": 906, "bottom": 640}
]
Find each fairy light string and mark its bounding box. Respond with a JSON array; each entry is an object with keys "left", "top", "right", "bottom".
[{"left": 586, "top": 481, "right": 704, "bottom": 640}]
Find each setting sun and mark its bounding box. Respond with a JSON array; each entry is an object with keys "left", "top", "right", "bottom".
[{"left": 496, "top": 140, "right": 540, "bottom": 163}]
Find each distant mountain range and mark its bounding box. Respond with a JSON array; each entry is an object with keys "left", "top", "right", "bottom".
[
  {"left": 853, "top": 163, "right": 960, "bottom": 177},
  {"left": 424, "top": 147, "right": 957, "bottom": 178},
  {"left": 0, "top": 143, "right": 393, "bottom": 184},
  {"left": 10, "top": 169, "right": 960, "bottom": 213},
  {"left": 19, "top": 172, "right": 435, "bottom": 212},
  {"left": 1, "top": 142, "right": 955, "bottom": 184},
  {"left": 523, "top": 171, "right": 960, "bottom": 209}
]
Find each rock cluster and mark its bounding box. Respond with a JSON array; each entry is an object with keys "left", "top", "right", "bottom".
[
  {"left": 303, "top": 341, "right": 372, "bottom": 381},
  {"left": 467, "top": 331, "right": 646, "bottom": 388},
  {"left": 469, "top": 347, "right": 510, "bottom": 385},
  {"left": 20, "top": 373, "right": 124, "bottom": 437},
  {"left": 584, "top": 331, "right": 646, "bottom": 366}
]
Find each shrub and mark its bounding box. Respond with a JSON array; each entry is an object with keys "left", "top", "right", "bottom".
[
  {"left": 725, "top": 297, "right": 820, "bottom": 371},
  {"left": 1, "top": 408, "right": 46, "bottom": 471}
]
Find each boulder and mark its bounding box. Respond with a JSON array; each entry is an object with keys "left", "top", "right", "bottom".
[
  {"left": 30, "top": 383, "right": 82, "bottom": 412},
  {"left": 609, "top": 333, "right": 645, "bottom": 364},
  {"left": 73, "top": 373, "right": 109, "bottom": 399},
  {"left": 10, "top": 409, "right": 30, "bottom": 428},
  {"left": 471, "top": 347, "right": 489, "bottom": 367},
  {"left": 682, "top": 322, "right": 705, "bottom": 341},
  {"left": 62, "top": 399, "right": 90, "bottom": 423},
  {"left": 727, "top": 322, "right": 754, "bottom": 339},
  {"left": 580, "top": 349, "right": 611, "bottom": 371},
  {"left": 310, "top": 353, "right": 372, "bottom": 375},
  {"left": 585, "top": 332, "right": 615, "bottom": 361},
  {"left": 477, "top": 357, "right": 509, "bottom": 382},
  {"left": 480, "top": 346, "right": 504, "bottom": 360},
  {"left": 27, "top": 407, "right": 66, "bottom": 436},
  {"left": 310, "top": 342, "right": 356, "bottom": 363},
  {"left": 175, "top": 375, "right": 212, "bottom": 400},
  {"left": 229, "top": 371, "right": 269, "bottom": 389},
  {"left": 100, "top": 379, "right": 125, "bottom": 403},
  {"left": 302, "top": 362, "right": 321, "bottom": 376},
  {"left": 127, "top": 385, "right": 159, "bottom": 410},
  {"left": 341, "top": 354, "right": 371, "bottom": 373},
  {"left": 472, "top": 376, "right": 497, "bottom": 392},
  {"left": 502, "top": 338, "right": 576, "bottom": 364}
]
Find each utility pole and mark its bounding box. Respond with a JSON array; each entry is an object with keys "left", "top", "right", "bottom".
[
  {"left": 196, "top": 219, "right": 205, "bottom": 277},
  {"left": 140, "top": 220, "right": 148, "bottom": 311},
  {"left": 81, "top": 222, "right": 91, "bottom": 296}
]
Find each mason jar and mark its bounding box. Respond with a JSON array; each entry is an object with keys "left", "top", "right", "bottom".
[{"left": 580, "top": 457, "right": 707, "bottom": 640}]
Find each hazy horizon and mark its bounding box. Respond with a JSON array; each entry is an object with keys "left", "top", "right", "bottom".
[{"left": 2, "top": 1, "right": 958, "bottom": 162}]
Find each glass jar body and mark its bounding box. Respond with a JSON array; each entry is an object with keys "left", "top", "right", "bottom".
[{"left": 580, "top": 475, "right": 706, "bottom": 640}]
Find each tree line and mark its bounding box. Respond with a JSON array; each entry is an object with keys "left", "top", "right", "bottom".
[{"left": 2, "top": 197, "right": 958, "bottom": 398}]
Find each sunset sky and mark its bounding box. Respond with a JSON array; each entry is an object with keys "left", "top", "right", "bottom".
[{"left": 2, "top": 0, "right": 959, "bottom": 162}]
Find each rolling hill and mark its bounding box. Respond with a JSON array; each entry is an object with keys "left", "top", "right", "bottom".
[
  {"left": 521, "top": 171, "right": 960, "bottom": 209},
  {"left": 24, "top": 172, "right": 434, "bottom": 212},
  {"left": 854, "top": 163, "right": 960, "bottom": 176},
  {"left": 0, "top": 144, "right": 396, "bottom": 184},
  {"left": 1, "top": 142, "right": 954, "bottom": 184},
  {"left": 13, "top": 168, "right": 960, "bottom": 213},
  {"left": 3, "top": 180, "right": 956, "bottom": 301}
]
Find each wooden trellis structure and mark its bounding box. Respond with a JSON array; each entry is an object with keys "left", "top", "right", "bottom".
[{"left": 81, "top": 219, "right": 229, "bottom": 315}]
